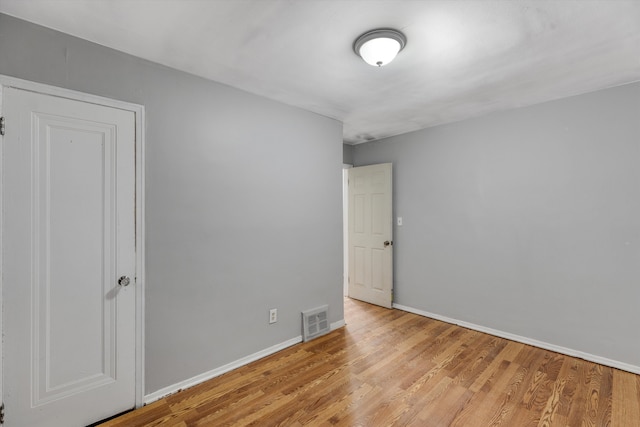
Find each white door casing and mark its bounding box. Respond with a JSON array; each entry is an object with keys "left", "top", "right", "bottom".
[
  {"left": 342, "top": 164, "right": 352, "bottom": 297},
  {"left": 0, "top": 77, "right": 145, "bottom": 426},
  {"left": 348, "top": 163, "right": 393, "bottom": 308}
]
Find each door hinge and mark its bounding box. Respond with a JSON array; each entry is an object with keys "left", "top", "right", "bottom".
[
  {"left": 1, "top": 402, "right": 5, "bottom": 424},
  {"left": 0, "top": 117, "right": 5, "bottom": 136}
]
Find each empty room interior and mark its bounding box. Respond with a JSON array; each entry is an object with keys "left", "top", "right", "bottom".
[{"left": 0, "top": 1, "right": 639, "bottom": 426}]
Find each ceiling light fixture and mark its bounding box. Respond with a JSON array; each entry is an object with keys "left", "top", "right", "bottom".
[{"left": 353, "top": 28, "right": 407, "bottom": 67}]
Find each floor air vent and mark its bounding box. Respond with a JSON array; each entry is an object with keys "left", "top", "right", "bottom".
[{"left": 302, "top": 305, "right": 329, "bottom": 342}]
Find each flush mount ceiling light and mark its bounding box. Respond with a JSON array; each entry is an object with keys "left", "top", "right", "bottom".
[{"left": 353, "top": 28, "right": 407, "bottom": 67}]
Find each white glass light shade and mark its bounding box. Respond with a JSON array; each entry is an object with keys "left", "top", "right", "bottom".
[
  {"left": 353, "top": 29, "right": 407, "bottom": 67},
  {"left": 358, "top": 38, "right": 401, "bottom": 67}
]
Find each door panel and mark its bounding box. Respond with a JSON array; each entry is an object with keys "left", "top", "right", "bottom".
[
  {"left": 2, "top": 87, "right": 136, "bottom": 426},
  {"left": 348, "top": 163, "right": 393, "bottom": 308},
  {"left": 35, "top": 113, "right": 118, "bottom": 407},
  {"left": 354, "top": 194, "right": 365, "bottom": 233}
]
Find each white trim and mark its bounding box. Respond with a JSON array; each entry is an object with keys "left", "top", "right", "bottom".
[
  {"left": 143, "top": 336, "right": 303, "bottom": 404},
  {"left": 0, "top": 74, "right": 147, "bottom": 408},
  {"left": 393, "top": 303, "right": 640, "bottom": 375},
  {"left": 0, "top": 75, "right": 143, "bottom": 112},
  {"left": 144, "top": 319, "right": 347, "bottom": 405},
  {"left": 0, "top": 84, "right": 5, "bottom": 408},
  {"left": 331, "top": 319, "right": 346, "bottom": 330},
  {"left": 133, "top": 95, "right": 146, "bottom": 408},
  {"left": 342, "top": 164, "right": 352, "bottom": 297}
]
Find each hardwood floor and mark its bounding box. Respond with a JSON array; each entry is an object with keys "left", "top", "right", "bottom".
[{"left": 101, "top": 298, "right": 640, "bottom": 426}]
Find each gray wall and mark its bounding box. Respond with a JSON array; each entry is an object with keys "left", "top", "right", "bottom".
[
  {"left": 0, "top": 14, "right": 344, "bottom": 393},
  {"left": 353, "top": 82, "right": 640, "bottom": 368},
  {"left": 343, "top": 143, "right": 354, "bottom": 165}
]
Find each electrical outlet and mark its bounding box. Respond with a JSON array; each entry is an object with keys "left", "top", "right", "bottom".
[{"left": 269, "top": 308, "right": 277, "bottom": 324}]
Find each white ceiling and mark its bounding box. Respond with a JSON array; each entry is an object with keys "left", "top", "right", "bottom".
[{"left": 1, "top": 0, "right": 639, "bottom": 144}]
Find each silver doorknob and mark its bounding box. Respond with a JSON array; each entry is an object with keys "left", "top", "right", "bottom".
[
  {"left": 384, "top": 240, "right": 393, "bottom": 247},
  {"left": 118, "top": 276, "right": 131, "bottom": 287}
]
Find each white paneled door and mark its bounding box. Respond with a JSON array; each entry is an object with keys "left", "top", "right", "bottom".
[
  {"left": 348, "top": 163, "right": 393, "bottom": 308},
  {"left": 2, "top": 87, "right": 136, "bottom": 426}
]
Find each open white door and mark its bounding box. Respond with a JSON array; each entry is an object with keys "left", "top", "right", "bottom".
[
  {"left": 1, "top": 86, "right": 137, "bottom": 426},
  {"left": 348, "top": 163, "right": 393, "bottom": 308}
]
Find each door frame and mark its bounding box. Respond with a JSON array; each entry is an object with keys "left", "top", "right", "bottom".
[
  {"left": 342, "top": 164, "right": 352, "bottom": 297},
  {"left": 0, "top": 75, "right": 146, "bottom": 409}
]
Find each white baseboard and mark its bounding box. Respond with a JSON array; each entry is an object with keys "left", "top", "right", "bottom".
[
  {"left": 331, "top": 319, "right": 346, "bottom": 330},
  {"left": 143, "top": 335, "right": 302, "bottom": 404},
  {"left": 393, "top": 303, "right": 640, "bottom": 376},
  {"left": 143, "top": 318, "right": 347, "bottom": 405}
]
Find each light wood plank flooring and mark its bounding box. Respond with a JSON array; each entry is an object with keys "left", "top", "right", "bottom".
[{"left": 101, "top": 298, "right": 640, "bottom": 426}]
